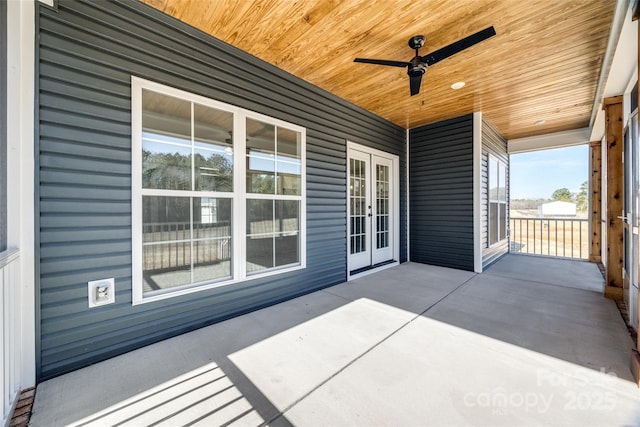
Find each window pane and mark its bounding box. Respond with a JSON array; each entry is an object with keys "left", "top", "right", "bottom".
[
  {"left": 194, "top": 104, "right": 233, "bottom": 192},
  {"left": 142, "top": 196, "right": 191, "bottom": 243},
  {"left": 142, "top": 90, "right": 191, "bottom": 142},
  {"left": 276, "top": 127, "right": 301, "bottom": 196},
  {"left": 142, "top": 196, "right": 192, "bottom": 293},
  {"left": 142, "top": 140, "right": 192, "bottom": 190},
  {"left": 275, "top": 200, "right": 299, "bottom": 266},
  {"left": 499, "top": 203, "right": 507, "bottom": 241},
  {"left": 142, "top": 90, "right": 192, "bottom": 190},
  {"left": 143, "top": 242, "right": 191, "bottom": 293},
  {"left": 489, "top": 156, "right": 498, "bottom": 201},
  {"left": 498, "top": 163, "right": 507, "bottom": 202},
  {"left": 247, "top": 199, "right": 274, "bottom": 273},
  {"left": 193, "top": 197, "right": 232, "bottom": 283},
  {"left": 247, "top": 118, "right": 275, "bottom": 194},
  {"left": 247, "top": 199, "right": 273, "bottom": 234},
  {"left": 489, "top": 202, "right": 498, "bottom": 245}
]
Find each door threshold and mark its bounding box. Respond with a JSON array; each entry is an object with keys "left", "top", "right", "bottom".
[{"left": 349, "top": 260, "right": 398, "bottom": 280}]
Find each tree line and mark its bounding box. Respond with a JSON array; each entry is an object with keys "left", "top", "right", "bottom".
[{"left": 512, "top": 180, "right": 588, "bottom": 211}]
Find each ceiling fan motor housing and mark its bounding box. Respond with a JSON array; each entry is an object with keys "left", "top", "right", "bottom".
[{"left": 408, "top": 58, "right": 426, "bottom": 77}]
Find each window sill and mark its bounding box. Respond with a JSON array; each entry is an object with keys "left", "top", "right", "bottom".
[{"left": 133, "top": 263, "right": 305, "bottom": 306}]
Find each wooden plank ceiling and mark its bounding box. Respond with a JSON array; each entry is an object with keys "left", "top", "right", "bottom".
[{"left": 141, "top": 0, "right": 616, "bottom": 140}]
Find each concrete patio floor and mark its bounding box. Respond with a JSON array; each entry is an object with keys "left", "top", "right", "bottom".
[{"left": 30, "top": 255, "right": 640, "bottom": 426}]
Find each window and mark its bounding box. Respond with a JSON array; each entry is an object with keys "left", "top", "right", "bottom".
[
  {"left": 488, "top": 155, "right": 507, "bottom": 246},
  {"left": 132, "top": 78, "right": 305, "bottom": 303}
]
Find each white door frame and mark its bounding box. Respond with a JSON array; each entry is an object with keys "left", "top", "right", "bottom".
[{"left": 347, "top": 141, "right": 400, "bottom": 280}]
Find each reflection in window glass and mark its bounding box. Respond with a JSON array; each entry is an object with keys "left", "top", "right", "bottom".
[
  {"left": 488, "top": 155, "right": 508, "bottom": 246},
  {"left": 142, "top": 196, "right": 232, "bottom": 294},
  {"left": 247, "top": 119, "right": 276, "bottom": 194},
  {"left": 194, "top": 104, "right": 233, "bottom": 192},
  {"left": 277, "top": 127, "right": 301, "bottom": 195},
  {"left": 246, "top": 199, "right": 300, "bottom": 273},
  {"left": 246, "top": 118, "right": 301, "bottom": 195},
  {"left": 142, "top": 90, "right": 235, "bottom": 193},
  {"left": 498, "top": 163, "right": 507, "bottom": 202},
  {"left": 142, "top": 139, "right": 192, "bottom": 190}
]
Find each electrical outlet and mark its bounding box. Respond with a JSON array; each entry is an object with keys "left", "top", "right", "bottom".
[{"left": 88, "top": 278, "right": 115, "bottom": 308}]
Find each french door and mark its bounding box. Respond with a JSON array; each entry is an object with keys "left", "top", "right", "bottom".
[
  {"left": 348, "top": 146, "right": 395, "bottom": 272},
  {"left": 623, "top": 111, "right": 639, "bottom": 332}
]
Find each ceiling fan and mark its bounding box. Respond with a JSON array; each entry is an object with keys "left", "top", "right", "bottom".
[{"left": 354, "top": 26, "right": 496, "bottom": 96}]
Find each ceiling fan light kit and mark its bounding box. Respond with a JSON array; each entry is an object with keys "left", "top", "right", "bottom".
[{"left": 354, "top": 26, "right": 496, "bottom": 96}]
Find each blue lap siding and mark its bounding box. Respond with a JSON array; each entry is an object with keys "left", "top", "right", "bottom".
[
  {"left": 36, "top": 0, "right": 406, "bottom": 380},
  {"left": 409, "top": 115, "right": 475, "bottom": 271}
]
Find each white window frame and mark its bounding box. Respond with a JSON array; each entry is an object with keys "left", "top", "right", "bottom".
[
  {"left": 131, "top": 77, "right": 306, "bottom": 305},
  {"left": 488, "top": 154, "right": 507, "bottom": 247}
]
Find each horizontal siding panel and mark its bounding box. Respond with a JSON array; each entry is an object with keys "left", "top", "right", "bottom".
[
  {"left": 41, "top": 241, "right": 131, "bottom": 259},
  {"left": 40, "top": 142, "right": 130, "bottom": 162},
  {"left": 39, "top": 170, "right": 131, "bottom": 188},
  {"left": 40, "top": 185, "right": 130, "bottom": 200},
  {"left": 41, "top": 214, "right": 130, "bottom": 229},
  {"left": 481, "top": 116, "right": 509, "bottom": 268},
  {"left": 36, "top": 0, "right": 405, "bottom": 380},
  {"left": 40, "top": 155, "right": 131, "bottom": 175},
  {"left": 409, "top": 114, "right": 474, "bottom": 271},
  {"left": 41, "top": 253, "right": 132, "bottom": 276},
  {"left": 40, "top": 94, "right": 130, "bottom": 125},
  {"left": 40, "top": 200, "right": 130, "bottom": 215},
  {"left": 40, "top": 123, "right": 130, "bottom": 148}
]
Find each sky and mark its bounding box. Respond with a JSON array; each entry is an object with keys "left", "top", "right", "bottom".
[{"left": 510, "top": 145, "right": 588, "bottom": 200}]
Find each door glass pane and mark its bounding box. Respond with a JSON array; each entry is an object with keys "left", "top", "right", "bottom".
[
  {"left": 350, "top": 159, "right": 367, "bottom": 254},
  {"left": 247, "top": 118, "right": 275, "bottom": 194},
  {"left": 194, "top": 104, "right": 233, "bottom": 192},
  {"left": 376, "top": 164, "right": 390, "bottom": 249}
]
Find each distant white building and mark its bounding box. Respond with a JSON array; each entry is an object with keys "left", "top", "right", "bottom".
[{"left": 538, "top": 200, "right": 577, "bottom": 217}]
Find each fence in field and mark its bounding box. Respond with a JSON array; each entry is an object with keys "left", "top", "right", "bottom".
[{"left": 510, "top": 217, "right": 588, "bottom": 260}]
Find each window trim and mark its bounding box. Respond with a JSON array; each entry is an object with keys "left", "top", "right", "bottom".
[
  {"left": 131, "top": 77, "right": 306, "bottom": 305},
  {"left": 0, "top": 0, "right": 6, "bottom": 254},
  {"left": 487, "top": 154, "right": 507, "bottom": 247}
]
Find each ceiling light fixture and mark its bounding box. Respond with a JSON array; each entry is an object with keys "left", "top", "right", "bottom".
[{"left": 451, "top": 81, "right": 465, "bottom": 90}]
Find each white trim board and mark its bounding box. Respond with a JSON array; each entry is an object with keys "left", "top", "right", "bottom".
[
  {"left": 346, "top": 141, "right": 401, "bottom": 280},
  {"left": 473, "top": 112, "right": 483, "bottom": 273},
  {"left": 6, "top": 0, "right": 36, "bottom": 386},
  {"left": 508, "top": 128, "right": 590, "bottom": 154}
]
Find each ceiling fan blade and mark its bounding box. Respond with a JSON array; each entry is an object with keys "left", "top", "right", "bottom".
[
  {"left": 409, "top": 73, "right": 422, "bottom": 96},
  {"left": 423, "top": 26, "right": 496, "bottom": 66},
  {"left": 354, "top": 58, "right": 410, "bottom": 67}
]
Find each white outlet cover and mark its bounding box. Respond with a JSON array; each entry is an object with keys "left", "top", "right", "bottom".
[{"left": 88, "top": 278, "right": 115, "bottom": 308}]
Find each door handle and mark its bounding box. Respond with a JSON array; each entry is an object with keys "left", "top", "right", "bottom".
[{"left": 618, "top": 216, "right": 629, "bottom": 221}]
